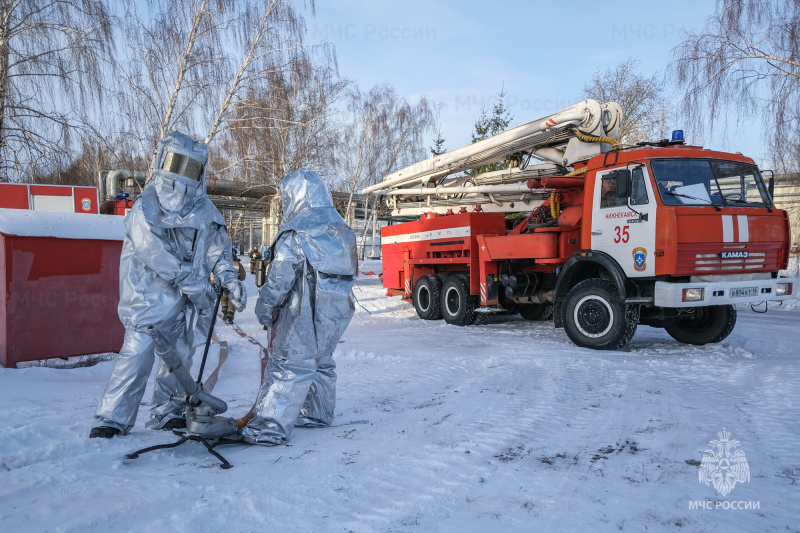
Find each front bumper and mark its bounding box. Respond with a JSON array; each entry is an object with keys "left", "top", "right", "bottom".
[{"left": 654, "top": 277, "right": 799, "bottom": 308}]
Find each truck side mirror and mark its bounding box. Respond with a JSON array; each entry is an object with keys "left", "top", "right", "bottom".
[
  {"left": 616, "top": 169, "right": 631, "bottom": 199},
  {"left": 761, "top": 170, "right": 775, "bottom": 199}
]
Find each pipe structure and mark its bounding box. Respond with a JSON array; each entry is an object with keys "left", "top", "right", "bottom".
[
  {"left": 205, "top": 179, "right": 277, "bottom": 199},
  {"left": 527, "top": 176, "right": 587, "bottom": 189},
  {"left": 378, "top": 183, "right": 536, "bottom": 196},
  {"left": 98, "top": 169, "right": 278, "bottom": 201},
  {"left": 419, "top": 163, "right": 559, "bottom": 189},
  {"left": 98, "top": 169, "right": 149, "bottom": 202}
]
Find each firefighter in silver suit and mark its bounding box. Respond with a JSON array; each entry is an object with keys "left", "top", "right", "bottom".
[
  {"left": 220, "top": 252, "right": 247, "bottom": 324},
  {"left": 241, "top": 169, "right": 357, "bottom": 445},
  {"left": 90, "top": 131, "right": 246, "bottom": 439}
]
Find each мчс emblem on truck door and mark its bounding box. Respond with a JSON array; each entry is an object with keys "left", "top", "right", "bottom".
[{"left": 633, "top": 247, "right": 647, "bottom": 271}]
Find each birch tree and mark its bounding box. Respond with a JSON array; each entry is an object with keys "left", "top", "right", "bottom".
[
  {"left": 0, "top": 0, "right": 113, "bottom": 182},
  {"left": 219, "top": 53, "right": 344, "bottom": 187},
  {"left": 115, "top": 0, "right": 321, "bottom": 183},
  {"left": 204, "top": 0, "right": 312, "bottom": 145},
  {"left": 116, "top": 0, "right": 226, "bottom": 177},
  {"left": 582, "top": 59, "right": 669, "bottom": 144},
  {"left": 672, "top": 0, "right": 800, "bottom": 171},
  {"left": 337, "top": 84, "right": 436, "bottom": 218}
]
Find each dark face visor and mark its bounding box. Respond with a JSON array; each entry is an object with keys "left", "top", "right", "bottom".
[{"left": 161, "top": 152, "right": 204, "bottom": 181}]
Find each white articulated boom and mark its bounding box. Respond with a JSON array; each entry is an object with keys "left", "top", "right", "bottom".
[{"left": 362, "top": 99, "right": 623, "bottom": 216}]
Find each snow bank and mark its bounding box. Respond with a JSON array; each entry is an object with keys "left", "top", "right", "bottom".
[
  {"left": 780, "top": 256, "right": 799, "bottom": 277},
  {"left": 0, "top": 208, "right": 125, "bottom": 241}
]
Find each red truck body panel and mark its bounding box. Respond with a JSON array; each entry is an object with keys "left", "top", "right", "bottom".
[{"left": 382, "top": 212, "right": 506, "bottom": 295}]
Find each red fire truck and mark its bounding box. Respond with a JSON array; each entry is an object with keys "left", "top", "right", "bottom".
[{"left": 367, "top": 100, "right": 796, "bottom": 350}]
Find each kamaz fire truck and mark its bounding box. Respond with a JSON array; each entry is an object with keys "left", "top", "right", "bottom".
[{"left": 364, "top": 99, "right": 796, "bottom": 350}]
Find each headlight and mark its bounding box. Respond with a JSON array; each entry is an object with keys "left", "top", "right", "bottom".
[
  {"left": 682, "top": 288, "right": 705, "bottom": 302},
  {"left": 776, "top": 283, "right": 793, "bottom": 296}
]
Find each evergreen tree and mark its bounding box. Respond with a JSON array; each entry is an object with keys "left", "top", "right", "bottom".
[
  {"left": 430, "top": 129, "right": 446, "bottom": 156},
  {"left": 489, "top": 88, "right": 512, "bottom": 136},
  {"left": 467, "top": 87, "right": 513, "bottom": 175},
  {"left": 471, "top": 107, "right": 491, "bottom": 144}
]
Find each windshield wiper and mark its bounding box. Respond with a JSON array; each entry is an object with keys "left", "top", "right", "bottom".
[
  {"left": 722, "top": 195, "right": 773, "bottom": 213},
  {"left": 663, "top": 191, "right": 721, "bottom": 211}
]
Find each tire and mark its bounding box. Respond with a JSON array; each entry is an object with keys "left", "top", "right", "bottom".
[
  {"left": 519, "top": 303, "right": 553, "bottom": 321},
  {"left": 663, "top": 305, "right": 736, "bottom": 345},
  {"left": 413, "top": 275, "right": 442, "bottom": 320},
  {"left": 562, "top": 279, "right": 638, "bottom": 350},
  {"left": 441, "top": 274, "right": 476, "bottom": 326},
  {"left": 471, "top": 311, "right": 490, "bottom": 325}
]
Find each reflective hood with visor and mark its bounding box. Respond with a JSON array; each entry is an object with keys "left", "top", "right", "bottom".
[{"left": 140, "top": 131, "right": 224, "bottom": 229}]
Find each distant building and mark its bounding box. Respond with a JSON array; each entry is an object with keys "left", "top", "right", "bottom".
[{"left": 773, "top": 174, "right": 800, "bottom": 254}]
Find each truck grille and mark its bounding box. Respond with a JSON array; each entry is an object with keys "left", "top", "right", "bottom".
[
  {"left": 693, "top": 252, "right": 765, "bottom": 271},
  {"left": 675, "top": 243, "right": 783, "bottom": 276}
]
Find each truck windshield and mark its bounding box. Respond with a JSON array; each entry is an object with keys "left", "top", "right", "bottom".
[{"left": 650, "top": 159, "right": 772, "bottom": 208}]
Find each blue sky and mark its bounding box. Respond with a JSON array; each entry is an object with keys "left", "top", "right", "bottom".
[{"left": 311, "top": 0, "right": 768, "bottom": 165}]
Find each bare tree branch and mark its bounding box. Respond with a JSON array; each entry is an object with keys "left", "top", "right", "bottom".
[
  {"left": 671, "top": 0, "right": 800, "bottom": 171},
  {"left": 0, "top": 0, "right": 114, "bottom": 182},
  {"left": 582, "top": 58, "right": 672, "bottom": 144}
]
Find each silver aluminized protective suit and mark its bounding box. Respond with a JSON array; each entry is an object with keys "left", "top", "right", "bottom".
[
  {"left": 94, "top": 131, "right": 246, "bottom": 434},
  {"left": 243, "top": 169, "right": 357, "bottom": 445}
]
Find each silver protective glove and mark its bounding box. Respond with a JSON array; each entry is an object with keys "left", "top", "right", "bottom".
[
  {"left": 225, "top": 279, "right": 247, "bottom": 312},
  {"left": 179, "top": 275, "right": 216, "bottom": 310}
]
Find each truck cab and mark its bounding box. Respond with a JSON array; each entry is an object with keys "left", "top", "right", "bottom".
[{"left": 557, "top": 144, "right": 794, "bottom": 348}]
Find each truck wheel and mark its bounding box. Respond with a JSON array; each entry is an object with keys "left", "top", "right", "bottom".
[
  {"left": 441, "top": 275, "right": 476, "bottom": 326},
  {"left": 562, "top": 279, "right": 638, "bottom": 350},
  {"left": 413, "top": 275, "right": 442, "bottom": 320},
  {"left": 519, "top": 303, "right": 553, "bottom": 321},
  {"left": 663, "top": 305, "right": 736, "bottom": 345},
  {"left": 471, "top": 312, "right": 490, "bottom": 325}
]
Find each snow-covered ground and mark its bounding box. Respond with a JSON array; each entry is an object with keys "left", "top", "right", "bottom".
[{"left": 1, "top": 259, "right": 799, "bottom": 532}]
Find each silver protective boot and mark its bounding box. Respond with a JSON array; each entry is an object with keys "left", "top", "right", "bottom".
[
  {"left": 244, "top": 170, "right": 356, "bottom": 445},
  {"left": 242, "top": 355, "right": 336, "bottom": 445}
]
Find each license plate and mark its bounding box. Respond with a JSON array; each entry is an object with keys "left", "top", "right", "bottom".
[{"left": 730, "top": 287, "right": 758, "bottom": 298}]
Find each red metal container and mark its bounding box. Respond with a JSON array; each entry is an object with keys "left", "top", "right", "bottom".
[
  {"left": 0, "top": 183, "right": 99, "bottom": 214},
  {"left": 0, "top": 209, "right": 125, "bottom": 368}
]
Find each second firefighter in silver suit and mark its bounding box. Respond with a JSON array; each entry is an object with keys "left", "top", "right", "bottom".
[{"left": 243, "top": 169, "right": 357, "bottom": 445}]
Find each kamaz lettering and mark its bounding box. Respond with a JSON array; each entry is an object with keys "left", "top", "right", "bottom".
[{"left": 721, "top": 251, "right": 749, "bottom": 259}]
